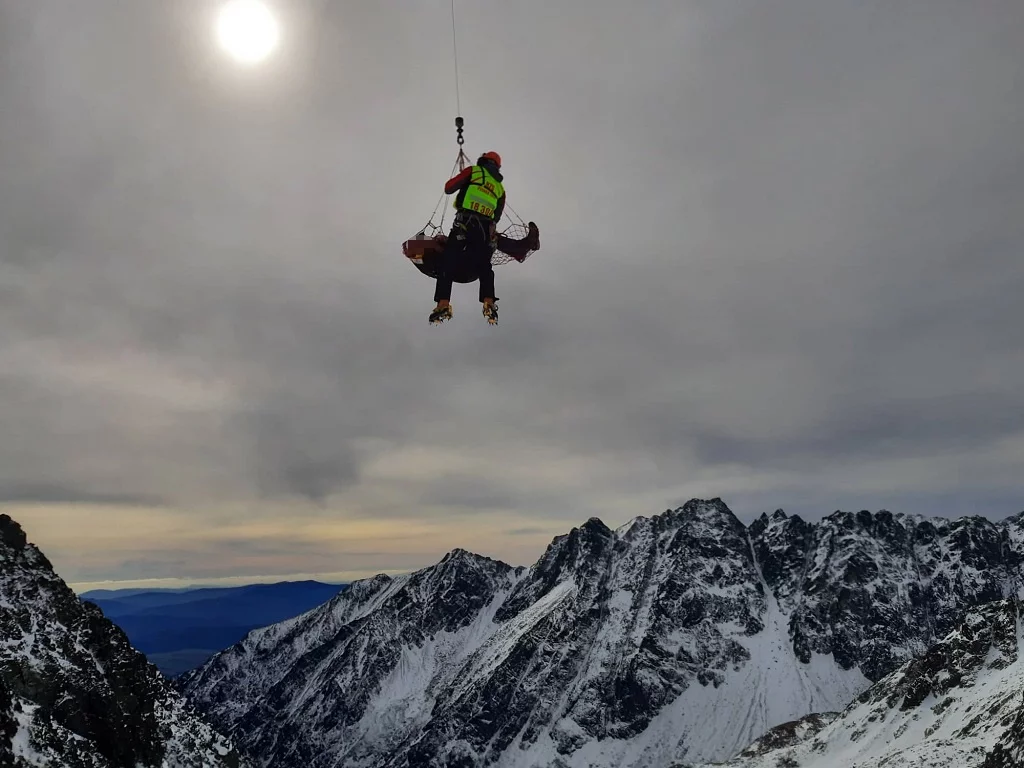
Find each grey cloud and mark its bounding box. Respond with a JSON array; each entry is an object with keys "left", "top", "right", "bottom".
[
  {"left": 1, "top": 0, "right": 1023, "bottom": 584},
  {"left": 504, "top": 527, "right": 550, "bottom": 537},
  {"left": 58, "top": 540, "right": 424, "bottom": 584},
  {"left": 187, "top": 538, "right": 411, "bottom": 561},
  {"left": 416, "top": 474, "right": 549, "bottom": 513},
  {"left": 0, "top": 485, "right": 164, "bottom": 507},
  {"left": 650, "top": 390, "right": 1024, "bottom": 471},
  {"left": 237, "top": 405, "right": 361, "bottom": 503}
]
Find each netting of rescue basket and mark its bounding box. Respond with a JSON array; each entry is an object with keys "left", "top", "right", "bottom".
[
  {"left": 407, "top": 0, "right": 537, "bottom": 266},
  {"left": 416, "top": 159, "right": 537, "bottom": 267}
]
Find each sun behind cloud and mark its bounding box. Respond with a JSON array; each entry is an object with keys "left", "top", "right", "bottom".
[{"left": 216, "top": 0, "right": 280, "bottom": 65}]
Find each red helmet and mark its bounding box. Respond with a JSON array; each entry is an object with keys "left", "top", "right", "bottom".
[{"left": 479, "top": 151, "right": 502, "bottom": 168}]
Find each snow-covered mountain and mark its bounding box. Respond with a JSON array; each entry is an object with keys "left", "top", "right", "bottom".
[
  {"left": 181, "top": 499, "right": 1024, "bottom": 768},
  {"left": 0, "top": 513, "right": 247, "bottom": 768},
  {"left": 720, "top": 598, "right": 1024, "bottom": 768}
]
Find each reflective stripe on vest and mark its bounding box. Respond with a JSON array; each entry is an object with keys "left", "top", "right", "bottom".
[{"left": 457, "top": 166, "right": 504, "bottom": 219}]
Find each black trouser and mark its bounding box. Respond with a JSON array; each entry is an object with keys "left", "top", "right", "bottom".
[{"left": 433, "top": 211, "right": 496, "bottom": 303}]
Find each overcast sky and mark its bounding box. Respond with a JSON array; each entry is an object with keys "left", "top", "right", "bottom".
[{"left": 2, "top": 0, "right": 1022, "bottom": 591}]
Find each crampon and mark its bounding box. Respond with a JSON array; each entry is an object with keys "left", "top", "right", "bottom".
[{"left": 429, "top": 304, "right": 454, "bottom": 325}]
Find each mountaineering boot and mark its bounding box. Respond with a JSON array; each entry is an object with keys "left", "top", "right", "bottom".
[
  {"left": 429, "top": 303, "right": 453, "bottom": 325},
  {"left": 482, "top": 299, "right": 498, "bottom": 326}
]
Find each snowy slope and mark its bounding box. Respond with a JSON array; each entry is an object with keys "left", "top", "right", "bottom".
[
  {"left": 182, "top": 548, "right": 524, "bottom": 767},
  {"left": 181, "top": 500, "right": 1024, "bottom": 768},
  {"left": 0, "top": 514, "right": 246, "bottom": 768},
  {"left": 719, "top": 599, "right": 1024, "bottom": 768}
]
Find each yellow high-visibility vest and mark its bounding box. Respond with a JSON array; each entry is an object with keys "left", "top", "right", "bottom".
[{"left": 457, "top": 166, "right": 504, "bottom": 220}]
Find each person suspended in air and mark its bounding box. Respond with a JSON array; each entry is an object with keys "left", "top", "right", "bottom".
[
  {"left": 429, "top": 151, "right": 507, "bottom": 326},
  {"left": 402, "top": 148, "right": 541, "bottom": 326}
]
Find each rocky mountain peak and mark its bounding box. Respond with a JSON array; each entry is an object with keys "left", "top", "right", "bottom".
[
  {"left": 494, "top": 517, "right": 612, "bottom": 623},
  {"left": 748, "top": 508, "right": 792, "bottom": 539},
  {"left": 670, "top": 497, "right": 746, "bottom": 530},
  {"left": 527, "top": 517, "right": 613, "bottom": 577},
  {"left": 749, "top": 509, "right": 814, "bottom": 609},
  {"left": 1000, "top": 510, "right": 1024, "bottom": 526},
  {"left": 581, "top": 515, "right": 613, "bottom": 536},
  {"left": 436, "top": 547, "right": 514, "bottom": 575},
  {"left": 0, "top": 515, "right": 244, "bottom": 767},
  {"left": 181, "top": 499, "right": 1024, "bottom": 768},
  {"left": 821, "top": 508, "right": 912, "bottom": 548},
  {"left": 0, "top": 515, "right": 27, "bottom": 551}
]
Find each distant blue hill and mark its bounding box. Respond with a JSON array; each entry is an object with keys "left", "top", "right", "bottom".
[
  {"left": 82, "top": 580, "right": 345, "bottom": 677},
  {"left": 78, "top": 586, "right": 200, "bottom": 600}
]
